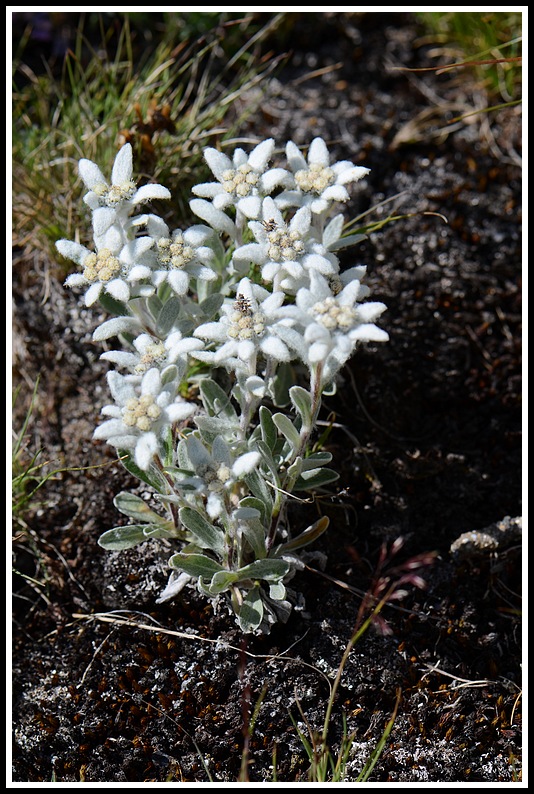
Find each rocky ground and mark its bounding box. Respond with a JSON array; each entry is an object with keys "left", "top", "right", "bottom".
[{"left": 12, "top": 13, "right": 522, "bottom": 783}]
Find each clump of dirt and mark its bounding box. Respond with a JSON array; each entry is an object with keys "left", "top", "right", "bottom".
[{"left": 12, "top": 12, "right": 522, "bottom": 783}]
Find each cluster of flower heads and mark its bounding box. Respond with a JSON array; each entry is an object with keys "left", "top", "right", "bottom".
[
  {"left": 57, "top": 138, "right": 388, "bottom": 474},
  {"left": 57, "top": 136, "right": 390, "bottom": 631}
]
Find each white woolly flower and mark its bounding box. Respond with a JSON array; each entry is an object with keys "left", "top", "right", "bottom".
[
  {"left": 100, "top": 330, "right": 204, "bottom": 379},
  {"left": 287, "top": 271, "right": 388, "bottom": 380},
  {"left": 276, "top": 137, "right": 370, "bottom": 214},
  {"left": 78, "top": 143, "right": 171, "bottom": 212},
  {"left": 145, "top": 216, "right": 217, "bottom": 295},
  {"left": 94, "top": 368, "right": 195, "bottom": 470},
  {"left": 192, "top": 277, "right": 296, "bottom": 371},
  {"left": 191, "top": 139, "right": 291, "bottom": 219},
  {"left": 56, "top": 236, "right": 155, "bottom": 307},
  {"left": 233, "top": 196, "right": 338, "bottom": 290},
  {"left": 175, "top": 434, "right": 261, "bottom": 519}
]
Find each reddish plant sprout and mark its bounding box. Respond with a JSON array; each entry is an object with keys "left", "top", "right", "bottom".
[{"left": 357, "top": 537, "right": 437, "bottom": 636}]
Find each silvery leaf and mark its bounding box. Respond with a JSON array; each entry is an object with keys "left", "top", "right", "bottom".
[
  {"left": 238, "top": 586, "right": 264, "bottom": 633},
  {"left": 179, "top": 507, "right": 225, "bottom": 554},
  {"left": 169, "top": 552, "right": 224, "bottom": 579}
]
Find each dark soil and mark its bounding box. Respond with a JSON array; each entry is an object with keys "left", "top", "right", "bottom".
[{"left": 12, "top": 12, "right": 522, "bottom": 783}]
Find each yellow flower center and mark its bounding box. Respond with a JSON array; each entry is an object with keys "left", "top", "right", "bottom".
[
  {"left": 227, "top": 296, "right": 266, "bottom": 340},
  {"left": 221, "top": 164, "right": 259, "bottom": 198},
  {"left": 157, "top": 235, "right": 195, "bottom": 269},
  {"left": 83, "top": 249, "right": 121, "bottom": 283},
  {"left": 122, "top": 394, "right": 162, "bottom": 431},
  {"left": 312, "top": 297, "right": 356, "bottom": 330},
  {"left": 266, "top": 225, "right": 305, "bottom": 262},
  {"left": 294, "top": 163, "right": 335, "bottom": 194}
]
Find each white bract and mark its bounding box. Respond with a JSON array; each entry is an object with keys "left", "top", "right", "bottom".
[
  {"left": 233, "top": 197, "right": 338, "bottom": 291},
  {"left": 193, "top": 277, "right": 296, "bottom": 372},
  {"left": 289, "top": 271, "right": 388, "bottom": 381},
  {"left": 176, "top": 434, "right": 261, "bottom": 519},
  {"left": 79, "top": 143, "right": 171, "bottom": 212},
  {"left": 94, "top": 368, "right": 195, "bottom": 470},
  {"left": 100, "top": 330, "right": 204, "bottom": 380},
  {"left": 276, "top": 137, "right": 370, "bottom": 214},
  {"left": 57, "top": 236, "right": 155, "bottom": 306},
  {"left": 192, "top": 138, "right": 291, "bottom": 219},
  {"left": 56, "top": 136, "right": 389, "bottom": 633},
  {"left": 145, "top": 216, "right": 218, "bottom": 295}
]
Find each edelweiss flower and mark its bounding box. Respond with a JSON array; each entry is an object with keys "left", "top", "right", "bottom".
[
  {"left": 192, "top": 277, "right": 296, "bottom": 371},
  {"left": 94, "top": 368, "right": 195, "bottom": 470},
  {"left": 233, "top": 197, "right": 338, "bottom": 291},
  {"left": 56, "top": 236, "right": 155, "bottom": 306},
  {"left": 79, "top": 143, "right": 171, "bottom": 212},
  {"left": 191, "top": 139, "right": 291, "bottom": 219},
  {"left": 276, "top": 137, "right": 370, "bottom": 214},
  {"left": 145, "top": 216, "right": 217, "bottom": 295},
  {"left": 175, "top": 434, "right": 261, "bottom": 519},
  {"left": 100, "top": 330, "right": 204, "bottom": 380},
  {"left": 288, "top": 271, "right": 388, "bottom": 380}
]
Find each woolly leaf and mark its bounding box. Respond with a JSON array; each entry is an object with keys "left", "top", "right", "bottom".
[
  {"left": 276, "top": 515, "right": 330, "bottom": 553},
  {"left": 179, "top": 507, "right": 225, "bottom": 554},
  {"left": 289, "top": 386, "right": 313, "bottom": 428},
  {"left": 293, "top": 468, "right": 339, "bottom": 491},
  {"left": 97, "top": 524, "right": 166, "bottom": 551},
  {"left": 238, "top": 586, "right": 264, "bottom": 633},
  {"left": 113, "top": 492, "right": 173, "bottom": 529},
  {"left": 169, "top": 552, "right": 224, "bottom": 579}
]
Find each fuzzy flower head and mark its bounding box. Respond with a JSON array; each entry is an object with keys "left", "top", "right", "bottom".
[
  {"left": 290, "top": 271, "right": 389, "bottom": 381},
  {"left": 100, "top": 330, "right": 204, "bottom": 381},
  {"left": 276, "top": 137, "right": 370, "bottom": 214},
  {"left": 193, "top": 277, "right": 296, "bottom": 372},
  {"left": 175, "top": 434, "right": 261, "bottom": 518},
  {"left": 233, "top": 197, "right": 338, "bottom": 290},
  {"left": 94, "top": 368, "right": 196, "bottom": 470},
  {"left": 56, "top": 236, "right": 155, "bottom": 306},
  {"left": 191, "top": 139, "right": 291, "bottom": 219},
  {"left": 145, "top": 216, "right": 217, "bottom": 295},
  {"left": 78, "top": 143, "right": 171, "bottom": 212}
]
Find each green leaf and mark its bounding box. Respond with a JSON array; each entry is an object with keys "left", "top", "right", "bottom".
[
  {"left": 244, "top": 470, "right": 273, "bottom": 515},
  {"left": 156, "top": 296, "right": 182, "bottom": 336},
  {"left": 147, "top": 294, "right": 163, "bottom": 319},
  {"left": 118, "top": 449, "right": 169, "bottom": 492},
  {"left": 332, "top": 231, "right": 367, "bottom": 251},
  {"left": 169, "top": 552, "right": 224, "bottom": 579},
  {"left": 195, "top": 415, "right": 239, "bottom": 445},
  {"left": 259, "top": 405, "right": 277, "bottom": 451},
  {"left": 206, "top": 569, "right": 239, "bottom": 594},
  {"left": 237, "top": 516, "right": 267, "bottom": 560},
  {"left": 238, "top": 586, "right": 264, "bottom": 633},
  {"left": 199, "top": 378, "right": 237, "bottom": 421},
  {"left": 237, "top": 558, "right": 290, "bottom": 582},
  {"left": 113, "top": 492, "right": 174, "bottom": 529},
  {"left": 289, "top": 386, "right": 313, "bottom": 427},
  {"left": 301, "top": 451, "right": 333, "bottom": 471},
  {"left": 286, "top": 456, "right": 303, "bottom": 483},
  {"left": 271, "top": 362, "right": 294, "bottom": 407},
  {"left": 238, "top": 496, "right": 270, "bottom": 526},
  {"left": 179, "top": 507, "right": 225, "bottom": 554},
  {"left": 176, "top": 437, "right": 193, "bottom": 470},
  {"left": 98, "top": 291, "right": 131, "bottom": 318},
  {"left": 269, "top": 581, "right": 286, "bottom": 601},
  {"left": 253, "top": 439, "right": 281, "bottom": 487},
  {"left": 98, "top": 524, "right": 151, "bottom": 551},
  {"left": 272, "top": 412, "right": 301, "bottom": 452},
  {"left": 293, "top": 468, "right": 340, "bottom": 491},
  {"left": 199, "top": 293, "right": 224, "bottom": 319},
  {"left": 276, "top": 515, "right": 330, "bottom": 553}
]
